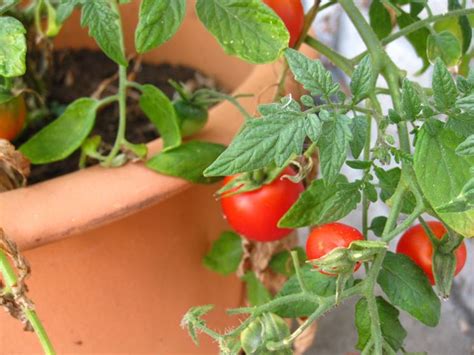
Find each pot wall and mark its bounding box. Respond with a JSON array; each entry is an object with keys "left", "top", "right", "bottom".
[{"left": 0, "top": 185, "right": 243, "bottom": 354}]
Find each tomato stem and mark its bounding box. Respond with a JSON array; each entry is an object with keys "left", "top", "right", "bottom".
[{"left": 0, "top": 251, "right": 56, "bottom": 354}]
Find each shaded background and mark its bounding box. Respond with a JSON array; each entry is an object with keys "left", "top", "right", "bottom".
[{"left": 300, "top": 1, "right": 474, "bottom": 353}]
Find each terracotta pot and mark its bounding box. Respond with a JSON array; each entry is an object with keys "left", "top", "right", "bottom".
[{"left": 0, "top": 1, "right": 314, "bottom": 353}]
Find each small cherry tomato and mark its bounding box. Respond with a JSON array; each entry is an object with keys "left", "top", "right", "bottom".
[
  {"left": 396, "top": 221, "right": 467, "bottom": 284},
  {"left": 263, "top": 0, "right": 305, "bottom": 48},
  {"left": 173, "top": 100, "right": 208, "bottom": 137},
  {"left": 221, "top": 167, "right": 304, "bottom": 242},
  {"left": 0, "top": 95, "right": 26, "bottom": 141},
  {"left": 306, "top": 223, "right": 365, "bottom": 275}
]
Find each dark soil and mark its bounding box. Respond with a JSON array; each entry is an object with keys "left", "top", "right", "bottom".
[{"left": 17, "top": 49, "right": 217, "bottom": 184}]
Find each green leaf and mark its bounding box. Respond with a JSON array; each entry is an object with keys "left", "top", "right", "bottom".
[
  {"left": 446, "top": 112, "right": 474, "bottom": 139},
  {"left": 369, "top": 216, "right": 387, "bottom": 237},
  {"left": 196, "top": 0, "right": 288, "bottom": 64},
  {"left": 456, "top": 135, "right": 474, "bottom": 157},
  {"left": 319, "top": 114, "right": 352, "bottom": 184},
  {"left": 369, "top": 0, "right": 392, "bottom": 40},
  {"left": 355, "top": 296, "right": 407, "bottom": 352},
  {"left": 135, "top": 0, "right": 186, "bottom": 53},
  {"left": 20, "top": 98, "right": 98, "bottom": 164},
  {"left": 375, "top": 167, "right": 416, "bottom": 214},
  {"left": 346, "top": 160, "right": 372, "bottom": 170},
  {"left": 240, "top": 313, "right": 291, "bottom": 355},
  {"left": 427, "top": 31, "right": 462, "bottom": 67},
  {"left": 456, "top": 94, "right": 474, "bottom": 113},
  {"left": 279, "top": 175, "right": 361, "bottom": 228},
  {"left": 448, "top": 0, "right": 472, "bottom": 53},
  {"left": 0, "top": 90, "right": 14, "bottom": 105},
  {"left": 285, "top": 49, "right": 340, "bottom": 99},
  {"left": 203, "top": 231, "right": 243, "bottom": 276},
  {"left": 139, "top": 84, "right": 181, "bottom": 149},
  {"left": 437, "top": 177, "right": 474, "bottom": 213},
  {"left": 364, "top": 182, "right": 378, "bottom": 202},
  {"left": 241, "top": 271, "right": 271, "bottom": 307},
  {"left": 350, "top": 115, "right": 369, "bottom": 159},
  {"left": 204, "top": 102, "right": 306, "bottom": 176},
  {"left": 401, "top": 79, "right": 422, "bottom": 120},
  {"left": 0, "top": 0, "right": 19, "bottom": 15},
  {"left": 397, "top": 10, "right": 430, "bottom": 72},
  {"left": 305, "top": 114, "right": 322, "bottom": 143},
  {"left": 432, "top": 58, "right": 457, "bottom": 112},
  {"left": 415, "top": 121, "right": 474, "bottom": 237},
  {"left": 147, "top": 141, "right": 226, "bottom": 184},
  {"left": 269, "top": 247, "right": 306, "bottom": 277},
  {"left": 351, "top": 55, "right": 374, "bottom": 104},
  {"left": 378, "top": 252, "right": 441, "bottom": 327},
  {"left": 80, "top": 0, "right": 127, "bottom": 66},
  {"left": 273, "top": 266, "right": 338, "bottom": 318},
  {"left": 0, "top": 16, "right": 26, "bottom": 77}
]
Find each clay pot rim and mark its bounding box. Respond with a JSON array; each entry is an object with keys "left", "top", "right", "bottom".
[{"left": 0, "top": 62, "right": 266, "bottom": 251}]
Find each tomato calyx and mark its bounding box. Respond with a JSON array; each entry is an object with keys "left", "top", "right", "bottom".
[
  {"left": 308, "top": 240, "right": 387, "bottom": 275},
  {"left": 216, "top": 166, "right": 287, "bottom": 198},
  {"left": 430, "top": 227, "right": 465, "bottom": 298},
  {"left": 307, "top": 236, "right": 387, "bottom": 303}
]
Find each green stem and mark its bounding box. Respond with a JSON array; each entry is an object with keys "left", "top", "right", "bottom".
[
  {"left": 338, "top": 0, "right": 385, "bottom": 68},
  {"left": 102, "top": 0, "right": 128, "bottom": 167},
  {"left": 103, "top": 65, "right": 127, "bottom": 166},
  {"left": 266, "top": 282, "right": 365, "bottom": 351},
  {"left": 364, "top": 251, "right": 387, "bottom": 355},
  {"left": 352, "top": 8, "right": 474, "bottom": 63},
  {"left": 309, "top": 103, "right": 382, "bottom": 119},
  {"left": 381, "top": 180, "right": 407, "bottom": 239},
  {"left": 362, "top": 114, "right": 372, "bottom": 239},
  {"left": 290, "top": 251, "right": 308, "bottom": 294},
  {"left": 0, "top": 252, "right": 55, "bottom": 354},
  {"left": 304, "top": 36, "right": 354, "bottom": 76},
  {"left": 419, "top": 216, "right": 440, "bottom": 246}
]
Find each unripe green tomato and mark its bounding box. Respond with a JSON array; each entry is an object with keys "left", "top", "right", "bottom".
[
  {"left": 173, "top": 100, "right": 208, "bottom": 137},
  {"left": 240, "top": 313, "right": 292, "bottom": 355}
]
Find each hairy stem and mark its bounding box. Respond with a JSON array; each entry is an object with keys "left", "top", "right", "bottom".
[
  {"left": 0, "top": 252, "right": 55, "bottom": 354},
  {"left": 304, "top": 36, "right": 354, "bottom": 76}
]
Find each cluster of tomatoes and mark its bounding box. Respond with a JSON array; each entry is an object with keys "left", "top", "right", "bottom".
[{"left": 220, "top": 167, "right": 467, "bottom": 285}]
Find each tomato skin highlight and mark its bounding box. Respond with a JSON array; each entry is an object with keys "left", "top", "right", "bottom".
[
  {"left": 263, "top": 0, "right": 305, "bottom": 47},
  {"left": 0, "top": 95, "right": 26, "bottom": 141},
  {"left": 221, "top": 167, "right": 304, "bottom": 242},
  {"left": 306, "top": 222, "right": 365, "bottom": 275},
  {"left": 396, "top": 221, "right": 467, "bottom": 284}
]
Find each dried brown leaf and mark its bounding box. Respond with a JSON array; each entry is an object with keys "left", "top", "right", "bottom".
[{"left": 0, "top": 140, "right": 30, "bottom": 192}]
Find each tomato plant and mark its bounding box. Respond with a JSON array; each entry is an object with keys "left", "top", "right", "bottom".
[
  {"left": 221, "top": 167, "right": 304, "bottom": 242},
  {"left": 263, "top": 0, "right": 305, "bottom": 47},
  {"left": 397, "top": 221, "right": 467, "bottom": 284},
  {"left": 182, "top": 1, "right": 474, "bottom": 354},
  {"left": 0, "top": 95, "right": 26, "bottom": 141},
  {"left": 306, "top": 223, "right": 365, "bottom": 274},
  {"left": 2, "top": 0, "right": 474, "bottom": 354}
]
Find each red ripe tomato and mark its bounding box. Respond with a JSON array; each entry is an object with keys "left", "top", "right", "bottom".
[
  {"left": 306, "top": 223, "right": 365, "bottom": 274},
  {"left": 0, "top": 95, "right": 26, "bottom": 141},
  {"left": 221, "top": 167, "right": 304, "bottom": 242},
  {"left": 396, "top": 221, "right": 467, "bottom": 284},
  {"left": 263, "top": 0, "right": 305, "bottom": 47}
]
